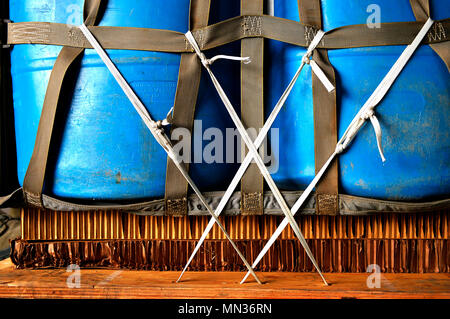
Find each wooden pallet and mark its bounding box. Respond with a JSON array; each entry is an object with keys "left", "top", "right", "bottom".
[{"left": 0, "top": 259, "right": 448, "bottom": 299}]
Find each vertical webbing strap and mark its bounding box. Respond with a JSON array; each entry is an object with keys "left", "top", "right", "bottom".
[
  {"left": 409, "top": 0, "right": 450, "bottom": 70},
  {"left": 22, "top": 0, "right": 102, "bottom": 207},
  {"left": 240, "top": 0, "right": 264, "bottom": 215},
  {"left": 298, "top": 0, "right": 339, "bottom": 215},
  {"left": 164, "top": 0, "right": 211, "bottom": 216},
  {"left": 0, "top": 0, "right": 20, "bottom": 206}
]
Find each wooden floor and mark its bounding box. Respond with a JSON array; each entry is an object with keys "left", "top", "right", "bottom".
[{"left": 0, "top": 259, "right": 448, "bottom": 299}]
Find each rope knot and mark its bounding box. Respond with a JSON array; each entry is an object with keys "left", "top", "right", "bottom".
[
  {"left": 301, "top": 30, "right": 335, "bottom": 92},
  {"left": 302, "top": 55, "right": 311, "bottom": 65},
  {"left": 335, "top": 144, "right": 345, "bottom": 154},
  {"left": 361, "top": 109, "right": 374, "bottom": 120}
]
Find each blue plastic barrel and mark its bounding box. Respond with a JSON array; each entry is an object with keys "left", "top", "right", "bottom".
[
  {"left": 268, "top": 0, "right": 450, "bottom": 200},
  {"left": 10, "top": 0, "right": 241, "bottom": 200}
]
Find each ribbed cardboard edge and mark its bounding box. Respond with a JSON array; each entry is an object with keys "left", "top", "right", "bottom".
[{"left": 10, "top": 239, "right": 449, "bottom": 273}]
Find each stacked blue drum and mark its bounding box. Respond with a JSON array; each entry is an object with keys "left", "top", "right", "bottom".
[
  {"left": 10, "top": 0, "right": 449, "bottom": 203},
  {"left": 267, "top": 0, "right": 450, "bottom": 200},
  {"left": 10, "top": 0, "right": 240, "bottom": 200}
]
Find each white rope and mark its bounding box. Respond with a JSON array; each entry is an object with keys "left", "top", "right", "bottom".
[
  {"left": 185, "top": 32, "right": 251, "bottom": 66},
  {"left": 239, "top": 17, "right": 434, "bottom": 284},
  {"left": 78, "top": 23, "right": 262, "bottom": 285},
  {"left": 176, "top": 50, "right": 310, "bottom": 284},
  {"left": 177, "top": 29, "right": 331, "bottom": 283},
  {"left": 207, "top": 54, "right": 251, "bottom": 65},
  {"left": 267, "top": 0, "right": 274, "bottom": 16},
  {"left": 184, "top": 30, "right": 330, "bottom": 285}
]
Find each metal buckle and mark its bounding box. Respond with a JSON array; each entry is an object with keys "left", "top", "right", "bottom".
[{"left": 1, "top": 19, "right": 11, "bottom": 49}]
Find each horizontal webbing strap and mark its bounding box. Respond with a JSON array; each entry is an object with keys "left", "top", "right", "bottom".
[
  {"left": 7, "top": 16, "right": 450, "bottom": 52},
  {"left": 22, "top": 0, "right": 102, "bottom": 208},
  {"left": 34, "top": 190, "right": 450, "bottom": 215},
  {"left": 7, "top": 22, "right": 188, "bottom": 52}
]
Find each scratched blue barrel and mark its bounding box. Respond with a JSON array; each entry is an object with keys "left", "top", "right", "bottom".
[
  {"left": 10, "top": 0, "right": 241, "bottom": 200},
  {"left": 268, "top": 0, "right": 450, "bottom": 200}
]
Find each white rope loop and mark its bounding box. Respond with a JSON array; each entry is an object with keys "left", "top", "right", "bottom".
[
  {"left": 185, "top": 31, "right": 251, "bottom": 66},
  {"left": 240, "top": 17, "right": 434, "bottom": 284},
  {"left": 301, "top": 30, "right": 335, "bottom": 92},
  {"left": 338, "top": 109, "right": 386, "bottom": 161},
  {"left": 78, "top": 23, "right": 262, "bottom": 285},
  {"left": 361, "top": 108, "right": 386, "bottom": 162}
]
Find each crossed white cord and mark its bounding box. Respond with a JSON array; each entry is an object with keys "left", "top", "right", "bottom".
[
  {"left": 79, "top": 23, "right": 263, "bottom": 284},
  {"left": 179, "top": 30, "right": 334, "bottom": 285},
  {"left": 79, "top": 15, "right": 433, "bottom": 284}
]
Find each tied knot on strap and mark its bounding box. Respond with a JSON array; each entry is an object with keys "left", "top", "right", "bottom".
[
  {"left": 340, "top": 107, "right": 386, "bottom": 162},
  {"left": 338, "top": 106, "right": 386, "bottom": 162},
  {"left": 185, "top": 31, "right": 251, "bottom": 67},
  {"left": 361, "top": 108, "right": 375, "bottom": 120},
  {"left": 352, "top": 107, "right": 385, "bottom": 162},
  {"left": 363, "top": 108, "right": 386, "bottom": 162},
  {"left": 335, "top": 143, "right": 345, "bottom": 155},
  {"left": 301, "top": 30, "right": 335, "bottom": 93},
  {"left": 197, "top": 51, "right": 210, "bottom": 66}
]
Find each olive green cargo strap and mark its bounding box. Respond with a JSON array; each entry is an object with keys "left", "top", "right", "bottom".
[
  {"left": 164, "top": 0, "right": 211, "bottom": 216},
  {"left": 298, "top": 0, "right": 339, "bottom": 215},
  {"left": 22, "top": 0, "right": 103, "bottom": 207},
  {"left": 240, "top": 0, "right": 264, "bottom": 215},
  {"left": 7, "top": 16, "right": 450, "bottom": 52},
  {"left": 409, "top": 0, "right": 450, "bottom": 70}
]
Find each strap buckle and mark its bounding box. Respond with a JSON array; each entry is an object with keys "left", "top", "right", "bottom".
[{"left": 1, "top": 19, "right": 11, "bottom": 49}]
